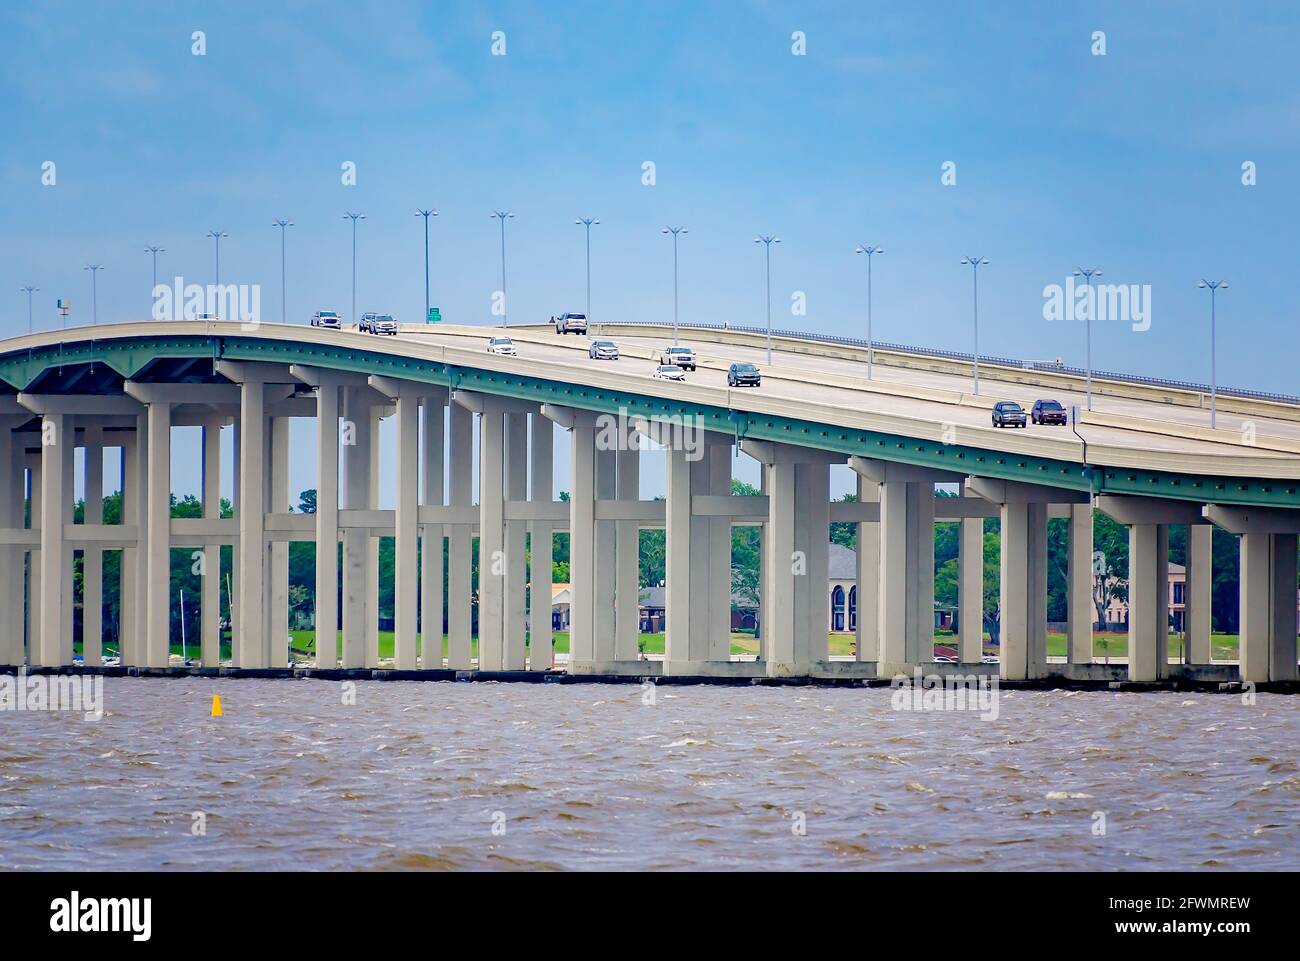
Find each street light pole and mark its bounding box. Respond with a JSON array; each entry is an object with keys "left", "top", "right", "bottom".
[
  {"left": 491, "top": 210, "right": 514, "bottom": 328},
  {"left": 661, "top": 226, "right": 688, "bottom": 345},
  {"left": 854, "top": 245, "right": 883, "bottom": 379},
  {"left": 82, "top": 265, "right": 104, "bottom": 325},
  {"left": 20, "top": 286, "right": 38, "bottom": 333},
  {"left": 575, "top": 217, "right": 599, "bottom": 333},
  {"left": 1073, "top": 266, "right": 1102, "bottom": 410},
  {"left": 144, "top": 246, "right": 164, "bottom": 315},
  {"left": 205, "top": 230, "right": 228, "bottom": 319},
  {"left": 754, "top": 235, "right": 781, "bottom": 364},
  {"left": 960, "top": 256, "right": 989, "bottom": 394},
  {"left": 1198, "top": 279, "right": 1228, "bottom": 429},
  {"left": 416, "top": 209, "right": 438, "bottom": 323},
  {"left": 272, "top": 220, "right": 293, "bottom": 324},
  {"left": 343, "top": 212, "right": 365, "bottom": 327}
]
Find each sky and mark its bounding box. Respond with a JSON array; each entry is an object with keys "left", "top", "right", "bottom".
[{"left": 3, "top": 1, "right": 1299, "bottom": 501}]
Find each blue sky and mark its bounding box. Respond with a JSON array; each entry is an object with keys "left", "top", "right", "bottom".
[{"left": 3, "top": 1, "right": 1299, "bottom": 497}]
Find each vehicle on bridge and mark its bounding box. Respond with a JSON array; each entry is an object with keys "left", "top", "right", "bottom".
[
  {"left": 588, "top": 339, "right": 619, "bottom": 360},
  {"left": 653, "top": 363, "right": 687, "bottom": 381},
  {"left": 310, "top": 309, "right": 341, "bottom": 329},
  {"left": 991, "top": 400, "right": 1027, "bottom": 428},
  {"left": 727, "top": 362, "right": 761, "bottom": 387},
  {"left": 487, "top": 336, "right": 518, "bottom": 356},
  {"left": 660, "top": 344, "right": 697, "bottom": 370},
  {"left": 359, "top": 312, "right": 398, "bottom": 335},
  {"left": 553, "top": 312, "right": 588, "bottom": 334},
  {"left": 1032, "top": 398, "right": 1068, "bottom": 425}
]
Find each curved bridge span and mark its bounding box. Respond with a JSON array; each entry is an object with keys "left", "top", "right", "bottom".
[{"left": 1, "top": 321, "right": 1297, "bottom": 685}]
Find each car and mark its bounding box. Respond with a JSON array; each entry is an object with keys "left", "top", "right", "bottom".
[
  {"left": 1031, "top": 398, "right": 1068, "bottom": 425},
  {"left": 660, "top": 345, "right": 696, "bottom": 370},
  {"left": 588, "top": 339, "right": 619, "bottom": 360},
  {"left": 933, "top": 655, "right": 958, "bottom": 663},
  {"left": 359, "top": 312, "right": 398, "bottom": 335},
  {"left": 727, "top": 362, "right": 761, "bottom": 387},
  {"left": 487, "top": 336, "right": 518, "bottom": 356},
  {"left": 652, "top": 364, "right": 687, "bottom": 381},
  {"left": 553, "top": 312, "right": 589, "bottom": 335},
  {"left": 981, "top": 655, "right": 1001, "bottom": 665},
  {"left": 310, "top": 310, "right": 342, "bottom": 329},
  {"left": 991, "top": 401, "right": 1027, "bottom": 428}
]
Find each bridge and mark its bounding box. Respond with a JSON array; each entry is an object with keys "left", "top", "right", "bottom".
[{"left": 1, "top": 320, "right": 1297, "bottom": 686}]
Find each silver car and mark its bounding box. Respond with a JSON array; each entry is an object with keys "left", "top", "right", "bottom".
[
  {"left": 310, "top": 309, "right": 341, "bottom": 329},
  {"left": 359, "top": 312, "right": 398, "bottom": 335},
  {"left": 652, "top": 364, "right": 687, "bottom": 381},
  {"left": 588, "top": 339, "right": 619, "bottom": 360}
]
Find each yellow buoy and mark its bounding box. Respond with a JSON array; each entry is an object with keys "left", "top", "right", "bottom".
[{"left": 211, "top": 694, "right": 223, "bottom": 717}]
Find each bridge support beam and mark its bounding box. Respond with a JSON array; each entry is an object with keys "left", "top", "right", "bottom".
[
  {"left": 958, "top": 484, "right": 984, "bottom": 664},
  {"left": 420, "top": 397, "right": 445, "bottom": 669},
  {"left": 1185, "top": 523, "right": 1213, "bottom": 666},
  {"left": 663, "top": 434, "right": 733, "bottom": 675},
  {"left": 528, "top": 413, "right": 553, "bottom": 670},
  {"left": 393, "top": 395, "right": 420, "bottom": 670},
  {"left": 37, "top": 414, "right": 68, "bottom": 667},
  {"left": 144, "top": 402, "right": 172, "bottom": 668},
  {"left": 268, "top": 416, "right": 290, "bottom": 668},
  {"left": 200, "top": 419, "right": 222, "bottom": 667},
  {"left": 0, "top": 421, "right": 23, "bottom": 666},
  {"left": 82, "top": 428, "right": 104, "bottom": 667},
  {"left": 315, "top": 383, "right": 339, "bottom": 668},
  {"left": 238, "top": 385, "right": 268, "bottom": 667},
  {"left": 446, "top": 401, "right": 473, "bottom": 669},
  {"left": 1066, "top": 503, "right": 1094, "bottom": 665},
  {"left": 746, "top": 442, "right": 839, "bottom": 677},
  {"left": 341, "top": 388, "right": 374, "bottom": 669},
  {"left": 504, "top": 412, "right": 529, "bottom": 670},
  {"left": 855, "top": 474, "right": 880, "bottom": 663}
]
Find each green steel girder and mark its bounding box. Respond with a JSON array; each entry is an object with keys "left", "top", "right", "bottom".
[{"left": 3, "top": 332, "right": 1299, "bottom": 509}]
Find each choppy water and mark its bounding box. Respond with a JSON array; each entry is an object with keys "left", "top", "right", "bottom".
[{"left": 1, "top": 678, "right": 1296, "bottom": 870}]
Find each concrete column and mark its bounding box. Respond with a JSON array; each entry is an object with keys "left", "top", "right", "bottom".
[
  {"left": 1127, "top": 523, "right": 1170, "bottom": 682},
  {"left": 268, "top": 416, "right": 290, "bottom": 668},
  {"left": 341, "top": 390, "right": 372, "bottom": 669},
  {"left": 877, "top": 480, "right": 935, "bottom": 673},
  {"left": 592, "top": 445, "right": 617, "bottom": 663},
  {"left": 200, "top": 420, "right": 222, "bottom": 667},
  {"left": 29, "top": 459, "right": 40, "bottom": 663},
  {"left": 528, "top": 413, "right": 553, "bottom": 670},
  {"left": 119, "top": 428, "right": 140, "bottom": 666},
  {"left": 568, "top": 416, "right": 596, "bottom": 668},
  {"left": 1184, "top": 523, "right": 1212, "bottom": 665},
  {"left": 1240, "top": 532, "right": 1299, "bottom": 683},
  {"left": 614, "top": 433, "right": 641, "bottom": 662},
  {"left": 393, "top": 394, "right": 420, "bottom": 670},
  {"left": 229, "top": 419, "right": 239, "bottom": 666},
  {"left": 446, "top": 401, "right": 473, "bottom": 669},
  {"left": 315, "top": 384, "right": 340, "bottom": 668},
  {"left": 855, "top": 475, "right": 880, "bottom": 662},
  {"left": 0, "top": 424, "right": 22, "bottom": 666},
  {"left": 366, "top": 409, "right": 381, "bottom": 668},
  {"left": 477, "top": 407, "right": 505, "bottom": 671},
  {"left": 1066, "top": 503, "right": 1093, "bottom": 664},
  {"left": 958, "top": 495, "right": 984, "bottom": 664},
  {"left": 237, "top": 383, "right": 267, "bottom": 668},
  {"left": 764, "top": 457, "right": 826, "bottom": 676},
  {"left": 60, "top": 434, "right": 74, "bottom": 662},
  {"left": 144, "top": 403, "right": 172, "bottom": 668},
  {"left": 503, "top": 412, "right": 529, "bottom": 671},
  {"left": 1000, "top": 502, "right": 1048, "bottom": 680},
  {"left": 420, "top": 398, "right": 445, "bottom": 669},
  {"left": 37, "top": 414, "right": 67, "bottom": 667},
  {"left": 82, "top": 428, "right": 104, "bottom": 667}
]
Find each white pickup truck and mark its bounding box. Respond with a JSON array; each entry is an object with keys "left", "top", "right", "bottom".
[
  {"left": 659, "top": 345, "right": 696, "bottom": 371},
  {"left": 553, "top": 312, "right": 588, "bottom": 335}
]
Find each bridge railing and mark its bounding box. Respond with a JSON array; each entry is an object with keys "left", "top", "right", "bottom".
[{"left": 603, "top": 320, "right": 1300, "bottom": 406}]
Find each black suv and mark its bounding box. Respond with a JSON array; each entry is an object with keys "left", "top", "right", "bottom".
[
  {"left": 727, "top": 362, "right": 761, "bottom": 387},
  {"left": 991, "top": 401, "right": 1027, "bottom": 428},
  {"left": 1031, "top": 399, "right": 1068, "bottom": 425}
]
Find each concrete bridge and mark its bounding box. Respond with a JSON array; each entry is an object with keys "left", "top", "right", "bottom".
[{"left": 1, "top": 320, "right": 1297, "bottom": 685}]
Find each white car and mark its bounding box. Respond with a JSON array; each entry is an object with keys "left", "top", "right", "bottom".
[
  {"left": 310, "top": 310, "right": 342, "bottom": 329},
  {"left": 554, "top": 312, "right": 588, "bottom": 335},
  {"left": 359, "top": 312, "right": 398, "bottom": 335},
  {"left": 588, "top": 339, "right": 619, "bottom": 360},
  {"left": 652, "top": 364, "right": 687, "bottom": 381},
  {"left": 660, "top": 345, "right": 696, "bottom": 370},
  {"left": 487, "top": 336, "right": 518, "bottom": 356}
]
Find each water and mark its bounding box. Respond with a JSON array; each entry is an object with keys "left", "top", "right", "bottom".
[{"left": 1, "top": 678, "right": 1296, "bottom": 870}]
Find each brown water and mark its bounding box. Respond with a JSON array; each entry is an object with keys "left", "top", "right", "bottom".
[{"left": 1, "top": 678, "right": 1296, "bottom": 871}]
